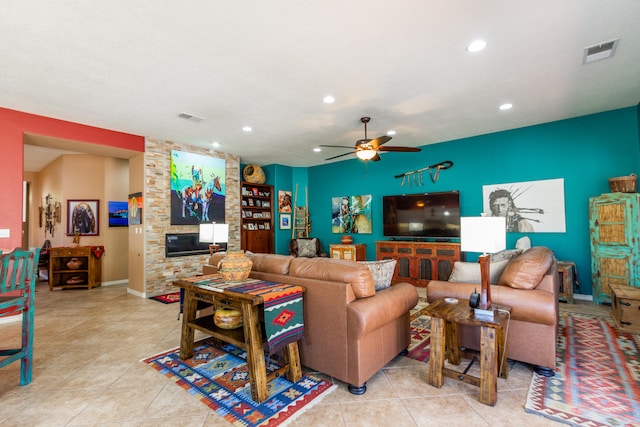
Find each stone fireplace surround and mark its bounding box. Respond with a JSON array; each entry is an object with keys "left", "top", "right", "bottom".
[{"left": 143, "top": 138, "right": 241, "bottom": 296}]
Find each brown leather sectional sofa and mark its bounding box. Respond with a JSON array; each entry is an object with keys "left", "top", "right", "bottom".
[
  {"left": 204, "top": 253, "right": 419, "bottom": 394},
  {"left": 427, "top": 246, "right": 559, "bottom": 375}
]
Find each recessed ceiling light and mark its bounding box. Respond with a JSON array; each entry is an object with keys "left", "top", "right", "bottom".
[
  {"left": 467, "top": 39, "right": 487, "bottom": 53},
  {"left": 313, "top": 147, "right": 321, "bottom": 152},
  {"left": 212, "top": 142, "right": 220, "bottom": 147},
  {"left": 387, "top": 130, "right": 396, "bottom": 136},
  {"left": 242, "top": 126, "right": 252, "bottom": 132},
  {"left": 323, "top": 95, "right": 335, "bottom": 104},
  {"left": 499, "top": 103, "right": 513, "bottom": 111}
]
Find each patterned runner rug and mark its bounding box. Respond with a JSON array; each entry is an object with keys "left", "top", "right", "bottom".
[
  {"left": 142, "top": 339, "right": 336, "bottom": 427},
  {"left": 525, "top": 312, "right": 640, "bottom": 426}
]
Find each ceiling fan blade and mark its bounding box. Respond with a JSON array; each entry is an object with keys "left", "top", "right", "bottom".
[
  {"left": 325, "top": 152, "right": 355, "bottom": 161},
  {"left": 378, "top": 146, "right": 422, "bottom": 152},
  {"left": 319, "top": 144, "right": 355, "bottom": 148},
  {"left": 368, "top": 135, "right": 392, "bottom": 149},
  {"left": 371, "top": 153, "right": 382, "bottom": 162}
]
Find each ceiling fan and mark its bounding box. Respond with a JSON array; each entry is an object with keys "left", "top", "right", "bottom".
[{"left": 321, "top": 117, "right": 421, "bottom": 161}]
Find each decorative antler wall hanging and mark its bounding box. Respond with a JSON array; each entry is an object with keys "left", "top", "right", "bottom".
[
  {"left": 394, "top": 161, "right": 454, "bottom": 186},
  {"left": 39, "top": 193, "right": 61, "bottom": 238}
]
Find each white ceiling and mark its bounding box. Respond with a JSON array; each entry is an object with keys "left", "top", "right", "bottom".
[{"left": 5, "top": 1, "right": 640, "bottom": 171}]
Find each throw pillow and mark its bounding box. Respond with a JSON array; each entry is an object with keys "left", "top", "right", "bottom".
[
  {"left": 448, "top": 259, "right": 510, "bottom": 284},
  {"left": 359, "top": 259, "right": 397, "bottom": 291},
  {"left": 490, "top": 249, "right": 523, "bottom": 263},
  {"left": 297, "top": 238, "right": 318, "bottom": 257},
  {"left": 498, "top": 246, "right": 554, "bottom": 289}
]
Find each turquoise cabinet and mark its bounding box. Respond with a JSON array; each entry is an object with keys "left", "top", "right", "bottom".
[{"left": 589, "top": 193, "right": 640, "bottom": 304}]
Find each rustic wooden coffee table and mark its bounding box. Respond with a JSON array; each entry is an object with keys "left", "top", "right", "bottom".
[
  {"left": 174, "top": 274, "right": 303, "bottom": 403},
  {"left": 423, "top": 298, "right": 510, "bottom": 406}
]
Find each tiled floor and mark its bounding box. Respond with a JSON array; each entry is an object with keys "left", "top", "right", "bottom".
[{"left": 0, "top": 281, "right": 609, "bottom": 426}]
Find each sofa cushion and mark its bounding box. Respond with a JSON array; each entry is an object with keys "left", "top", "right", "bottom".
[
  {"left": 359, "top": 259, "right": 397, "bottom": 291},
  {"left": 290, "top": 257, "right": 375, "bottom": 298},
  {"left": 449, "top": 259, "right": 509, "bottom": 284},
  {"left": 248, "top": 253, "right": 294, "bottom": 275},
  {"left": 297, "top": 238, "right": 319, "bottom": 257},
  {"left": 207, "top": 252, "right": 293, "bottom": 275},
  {"left": 498, "top": 246, "right": 554, "bottom": 289}
]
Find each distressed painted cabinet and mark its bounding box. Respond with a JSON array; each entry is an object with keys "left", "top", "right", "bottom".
[{"left": 589, "top": 193, "right": 640, "bottom": 304}]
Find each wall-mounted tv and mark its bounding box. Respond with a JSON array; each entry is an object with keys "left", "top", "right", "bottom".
[{"left": 382, "top": 191, "right": 460, "bottom": 240}]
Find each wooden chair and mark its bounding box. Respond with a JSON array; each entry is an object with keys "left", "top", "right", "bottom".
[{"left": 0, "top": 247, "right": 40, "bottom": 385}]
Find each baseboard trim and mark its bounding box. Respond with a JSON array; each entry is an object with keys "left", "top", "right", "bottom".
[
  {"left": 127, "top": 287, "right": 146, "bottom": 298},
  {"left": 102, "top": 279, "right": 128, "bottom": 287}
]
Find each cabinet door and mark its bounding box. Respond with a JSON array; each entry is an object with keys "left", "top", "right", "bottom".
[
  {"left": 590, "top": 193, "right": 640, "bottom": 301},
  {"left": 590, "top": 194, "right": 637, "bottom": 247},
  {"left": 245, "top": 230, "right": 272, "bottom": 253},
  {"left": 592, "top": 250, "right": 633, "bottom": 303}
]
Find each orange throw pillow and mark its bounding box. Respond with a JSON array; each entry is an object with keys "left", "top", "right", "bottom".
[{"left": 498, "top": 247, "right": 554, "bottom": 289}]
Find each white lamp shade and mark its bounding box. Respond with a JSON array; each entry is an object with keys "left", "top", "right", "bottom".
[
  {"left": 460, "top": 216, "right": 506, "bottom": 254},
  {"left": 213, "top": 223, "right": 229, "bottom": 244},
  {"left": 199, "top": 223, "right": 229, "bottom": 244},
  {"left": 199, "top": 223, "right": 214, "bottom": 243}
]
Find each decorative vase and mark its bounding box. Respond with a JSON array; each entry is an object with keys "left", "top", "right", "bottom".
[
  {"left": 242, "top": 164, "right": 266, "bottom": 184},
  {"left": 217, "top": 250, "right": 253, "bottom": 283},
  {"left": 214, "top": 307, "right": 243, "bottom": 330},
  {"left": 66, "top": 257, "right": 82, "bottom": 270},
  {"left": 341, "top": 235, "right": 353, "bottom": 244}
]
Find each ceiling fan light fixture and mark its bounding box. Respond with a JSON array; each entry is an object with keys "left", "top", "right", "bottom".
[{"left": 356, "top": 149, "right": 377, "bottom": 160}]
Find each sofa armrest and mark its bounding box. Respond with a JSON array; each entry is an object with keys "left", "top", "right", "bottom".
[{"left": 347, "top": 282, "right": 418, "bottom": 337}]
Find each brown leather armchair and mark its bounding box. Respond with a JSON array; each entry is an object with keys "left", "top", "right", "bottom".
[{"left": 289, "top": 237, "right": 326, "bottom": 257}]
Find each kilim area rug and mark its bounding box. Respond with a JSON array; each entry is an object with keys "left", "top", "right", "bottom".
[
  {"left": 406, "top": 296, "right": 431, "bottom": 362},
  {"left": 150, "top": 291, "right": 181, "bottom": 304},
  {"left": 142, "top": 339, "right": 336, "bottom": 427},
  {"left": 525, "top": 312, "right": 640, "bottom": 426}
]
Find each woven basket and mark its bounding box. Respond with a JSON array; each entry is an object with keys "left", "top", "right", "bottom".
[
  {"left": 243, "top": 165, "right": 266, "bottom": 184},
  {"left": 608, "top": 173, "right": 637, "bottom": 193}
]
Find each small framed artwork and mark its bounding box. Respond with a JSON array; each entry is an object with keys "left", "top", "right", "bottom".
[
  {"left": 67, "top": 199, "right": 100, "bottom": 236},
  {"left": 108, "top": 201, "right": 128, "bottom": 227},
  {"left": 278, "top": 190, "right": 292, "bottom": 213},
  {"left": 128, "top": 192, "right": 142, "bottom": 225},
  {"left": 280, "top": 213, "right": 291, "bottom": 229}
]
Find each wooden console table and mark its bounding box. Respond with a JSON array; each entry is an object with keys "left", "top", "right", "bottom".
[
  {"left": 174, "top": 274, "right": 304, "bottom": 403},
  {"left": 48, "top": 246, "right": 103, "bottom": 290},
  {"left": 424, "top": 298, "right": 510, "bottom": 406},
  {"left": 376, "top": 241, "right": 461, "bottom": 286}
]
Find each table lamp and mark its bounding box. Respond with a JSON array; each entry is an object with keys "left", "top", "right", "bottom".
[
  {"left": 460, "top": 216, "right": 506, "bottom": 320},
  {"left": 199, "top": 223, "right": 229, "bottom": 255}
]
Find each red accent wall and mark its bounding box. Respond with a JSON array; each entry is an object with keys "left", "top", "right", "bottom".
[{"left": 0, "top": 107, "right": 144, "bottom": 249}]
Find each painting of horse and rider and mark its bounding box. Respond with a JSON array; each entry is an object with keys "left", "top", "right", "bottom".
[
  {"left": 170, "top": 150, "right": 226, "bottom": 225},
  {"left": 331, "top": 194, "right": 373, "bottom": 234}
]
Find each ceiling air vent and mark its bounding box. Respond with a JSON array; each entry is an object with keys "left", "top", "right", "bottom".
[
  {"left": 583, "top": 39, "right": 619, "bottom": 64},
  {"left": 178, "top": 112, "right": 206, "bottom": 122}
]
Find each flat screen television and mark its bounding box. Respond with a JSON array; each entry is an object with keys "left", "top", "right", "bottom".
[{"left": 382, "top": 191, "right": 460, "bottom": 240}]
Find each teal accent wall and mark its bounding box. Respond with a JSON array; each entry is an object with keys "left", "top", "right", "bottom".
[{"left": 296, "top": 107, "right": 639, "bottom": 297}]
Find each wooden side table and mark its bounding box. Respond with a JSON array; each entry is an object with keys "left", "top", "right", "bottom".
[
  {"left": 329, "top": 243, "right": 367, "bottom": 261},
  {"left": 557, "top": 261, "right": 577, "bottom": 304},
  {"left": 174, "top": 275, "right": 303, "bottom": 403},
  {"left": 424, "top": 298, "right": 510, "bottom": 406}
]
